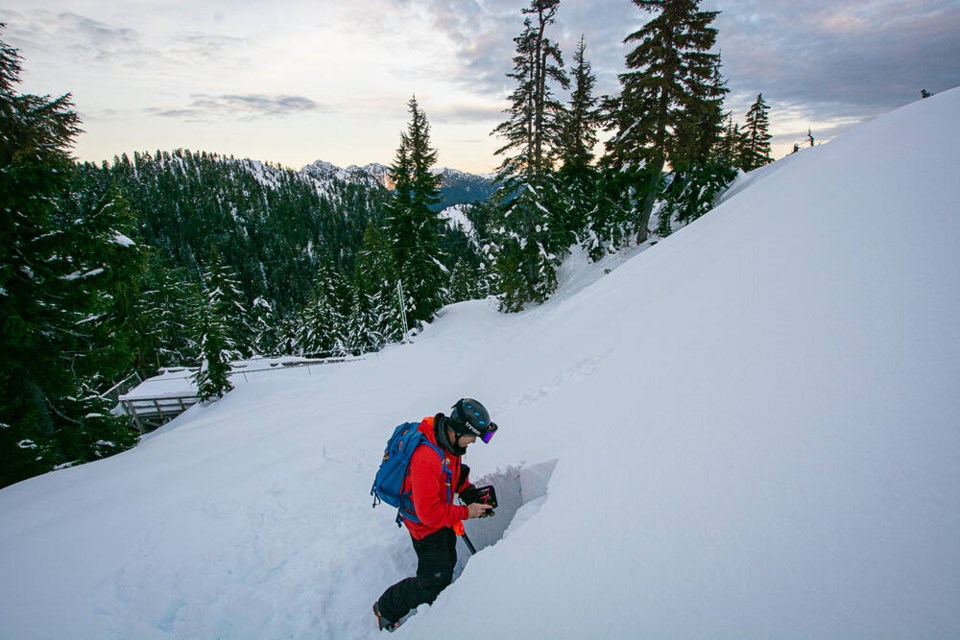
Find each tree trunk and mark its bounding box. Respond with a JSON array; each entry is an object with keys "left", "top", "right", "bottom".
[{"left": 636, "top": 155, "right": 664, "bottom": 244}]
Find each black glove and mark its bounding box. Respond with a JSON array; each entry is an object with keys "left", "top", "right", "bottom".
[
  {"left": 460, "top": 484, "right": 497, "bottom": 518},
  {"left": 460, "top": 484, "right": 482, "bottom": 504}
]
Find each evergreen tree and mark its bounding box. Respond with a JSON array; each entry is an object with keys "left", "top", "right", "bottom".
[
  {"left": 557, "top": 36, "right": 602, "bottom": 249},
  {"left": 298, "top": 263, "right": 348, "bottom": 357},
  {"left": 193, "top": 305, "right": 234, "bottom": 401},
  {"left": 57, "top": 169, "right": 150, "bottom": 379},
  {"left": 1, "top": 30, "right": 137, "bottom": 487},
  {"left": 490, "top": 0, "right": 570, "bottom": 311},
  {"left": 343, "top": 286, "right": 379, "bottom": 355},
  {"left": 657, "top": 160, "right": 737, "bottom": 235},
  {"left": 386, "top": 96, "right": 447, "bottom": 325},
  {"left": 585, "top": 166, "right": 634, "bottom": 260},
  {"left": 714, "top": 112, "right": 746, "bottom": 168},
  {"left": 203, "top": 250, "right": 253, "bottom": 357},
  {"left": 657, "top": 62, "right": 732, "bottom": 236},
  {"left": 355, "top": 222, "right": 404, "bottom": 346},
  {"left": 669, "top": 62, "right": 728, "bottom": 172},
  {"left": 603, "top": 0, "right": 725, "bottom": 243},
  {"left": 449, "top": 257, "right": 488, "bottom": 302},
  {"left": 193, "top": 255, "right": 243, "bottom": 401},
  {"left": 740, "top": 93, "right": 773, "bottom": 170},
  {"left": 78, "top": 148, "right": 387, "bottom": 321},
  {"left": 250, "top": 296, "right": 280, "bottom": 356},
  {"left": 137, "top": 263, "right": 204, "bottom": 368}
]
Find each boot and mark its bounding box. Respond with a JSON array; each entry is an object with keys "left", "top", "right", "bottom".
[{"left": 373, "top": 601, "right": 400, "bottom": 633}]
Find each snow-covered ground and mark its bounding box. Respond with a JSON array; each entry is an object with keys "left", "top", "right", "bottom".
[
  {"left": 119, "top": 356, "right": 365, "bottom": 401},
  {"left": 439, "top": 203, "right": 475, "bottom": 236},
  {"left": 2, "top": 88, "right": 959, "bottom": 639}
]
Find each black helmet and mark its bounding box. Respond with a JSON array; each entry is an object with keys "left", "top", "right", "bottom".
[{"left": 449, "top": 398, "right": 498, "bottom": 443}]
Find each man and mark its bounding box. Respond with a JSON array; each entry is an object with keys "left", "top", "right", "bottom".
[{"left": 373, "top": 398, "right": 498, "bottom": 632}]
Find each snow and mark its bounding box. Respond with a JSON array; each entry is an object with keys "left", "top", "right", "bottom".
[
  {"left": 61, "top": 267, "right": 105, "bottom": 281},
  {"left": 119, "top": 356, "right": 364, "bottom": 401},
  {"left": 111, "top": 232, "right": 136, "bottom": 247},
  {"left": 2, "top": 88, "right": 960, "bottom": 639},
  {"left": 439, "top": 203, "right": 474, "bottom": 235}
]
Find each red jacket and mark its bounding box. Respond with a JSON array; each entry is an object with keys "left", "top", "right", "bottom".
[{"left": 403, "top": 416, "right": 471, "bottom": 540}]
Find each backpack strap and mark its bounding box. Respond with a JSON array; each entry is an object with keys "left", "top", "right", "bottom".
[{"left": 397, "top": 439, "right": 447, "bottom": 526}]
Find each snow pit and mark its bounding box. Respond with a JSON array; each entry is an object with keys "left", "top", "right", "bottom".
[{"left": 454, "top": 459, "right": 557, "bottom": 574}]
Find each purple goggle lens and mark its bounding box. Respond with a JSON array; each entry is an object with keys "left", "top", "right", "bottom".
[{"left": 481, "top": 423, "right": 498, "bottom": 444}]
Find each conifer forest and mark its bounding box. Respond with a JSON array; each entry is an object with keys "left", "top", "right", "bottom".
[{"left": 1, "top": 0, "right": 780, "bottom": 488}]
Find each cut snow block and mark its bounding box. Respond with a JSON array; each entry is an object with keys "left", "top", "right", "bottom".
[{"left": 455, "top": 460, "right": 557, "bottom": 570}]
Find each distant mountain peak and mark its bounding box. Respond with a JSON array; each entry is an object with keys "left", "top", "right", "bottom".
[{"left": 298, "top": 159, "right": 496, "bottom": 207}]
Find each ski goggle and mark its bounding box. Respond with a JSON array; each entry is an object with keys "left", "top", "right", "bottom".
[{"left": 452, "top": 418, "right": 498, "bottom": 443}]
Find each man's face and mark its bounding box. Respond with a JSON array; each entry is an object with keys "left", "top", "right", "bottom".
[{"left": 456, "top": 434, "right": 477, "bottom": 448}]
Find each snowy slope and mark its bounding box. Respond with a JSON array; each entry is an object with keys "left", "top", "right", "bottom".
[{"left": 2, "top": 88, "right": 959, "bottom": 639}]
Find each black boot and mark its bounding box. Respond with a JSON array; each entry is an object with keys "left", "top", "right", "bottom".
[{"left": 373, "top": 601, "right": 399, "bottom": 633}]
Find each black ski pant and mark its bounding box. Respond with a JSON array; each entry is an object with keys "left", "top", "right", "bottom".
[{"left": 377, "top": 526, "right": 457, "bottom": 623}]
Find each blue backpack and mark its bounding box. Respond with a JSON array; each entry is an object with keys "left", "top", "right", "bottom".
[{"left": 371, "top": 422, "right": 446, "bottom": 526}]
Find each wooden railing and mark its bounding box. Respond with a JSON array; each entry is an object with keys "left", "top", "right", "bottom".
[
  {"left": 120, "top": 395, "right": 201, "bottom": 434},
  {"left": 118, "top": 356, "right": 365, "bottom": 434},
  {"left": 101, "top": 371, "right": 144, "bottom": 406}
]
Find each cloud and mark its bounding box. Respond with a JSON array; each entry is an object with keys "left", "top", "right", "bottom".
[
  {"left": 398, "top": 0, "right": 520, "bottom": 95},
  {"left": 430, "top": 101, "right": 506, "bottom": 124},
  {"left": 0, "top": 10, "right": 148, "bottom": 65},
  {"left": 1, "top": 9, "right": 254, "bottom": 72},
  {"left": 714, "top": 1, "right": 960, "bottom": 119},
  {"left": 409, "top": 0, "right": 959, "bottom": 142},
  {"left": 166, "top": 32, "right": 252, "bottom": 68},
  {"left": 148, "top": 94, "right": 327, "bottom": 122}
]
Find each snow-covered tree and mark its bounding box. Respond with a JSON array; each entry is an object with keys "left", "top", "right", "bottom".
[
  {"left": 137, "top": 264, "right": 204, "bottom": 368},
  {"left": 657, "top": 63, "right": 732, "bottom": 236},
  {"left": 355, "top": 221, "right": 404, "bottom": 346},
  {"left": 343, "top": 287, "right": 380, "bottom": 355},
  {"left": 386, "top": 96, "right": 447, "bottom": 326},
  {"left": 250, "top": 296, "right": 280, "bottom": 356},
  {"left": 490, "top": 0, "right": 571, "bottom": 311},
  {"left": 603, "top": 0, "right": 726, "bottom": 243},
  {"left": 0, "top": 30, "right": 138, "bottom": 486},
  {"left": 201, "top": 251, "right": 253, "bottom": 358},
  {"left": 298, "top": 263, "right": 348, "bottom": 357},
  {"left": 193, "top": 255, "right": 245, "bottom": 401},
  {"left": 557, "top": 36, "right": 602, "bottom": 251},
  {"left": 740, "top": 93, "right": 773, "bottom": 170},
  {"left": 193, "top": 306, "right": 235, "bottom": 401}
]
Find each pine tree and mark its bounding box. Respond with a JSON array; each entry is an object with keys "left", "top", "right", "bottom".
[
  {"left": 342, "top": 286, "right": 379, "bottom": 355},
  {"left": 658, "top": 62, "right": 732, "bottom": 235},
  {"left": 714, "top": 113, "right": 745, "bottom": 168},
  {"left": 55, "top": 171, "right": 149, "bottom": 382},
  {"left": 203, "top": 250, "right": 253, "bottom": 357},
  {"left": 298, "top": 263, "right": 348, "bottom": 357},
  {"left": 557, "top": 36, "right": 602, "bottom": 249},
  {"left": 250, "top": 296, "right": 280, "bottom": 356},
  {"left": 386, "top": 96, "right": 447, "bottom": 325},
  {"left": 355, "top": 222, "right": 404, "bottom": 346},
  {"left": 0, "top": 30, "right": 138, "bottom": 487},
  {"left": 193, "top": 305, "right": 234, "bottom": 401},
  {"left": 193, "top": 255, "right": 243, "bottom": 401},
  {"left": 490, "top": 0, "right": 570, "bottom": 311},
  {"left": 740, "top": 93, "right": 773, "bottom": 170},
  {"left": 603, "top": 0, "right": 725, "bottom": 244},
  {"left": 449, "top": 257, "right": 482, "bottom": 302},
  {"left": 137, "top": 263, "right": 204, "bottom": 368}
]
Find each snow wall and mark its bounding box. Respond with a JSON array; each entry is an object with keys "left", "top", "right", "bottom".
[{"left": 455, "top": 459, "right": 558, "bottom": 572}]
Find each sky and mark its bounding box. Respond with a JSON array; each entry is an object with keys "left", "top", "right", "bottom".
[{"left": 1, "top": 0, "right": 958, "bottom": 173}]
